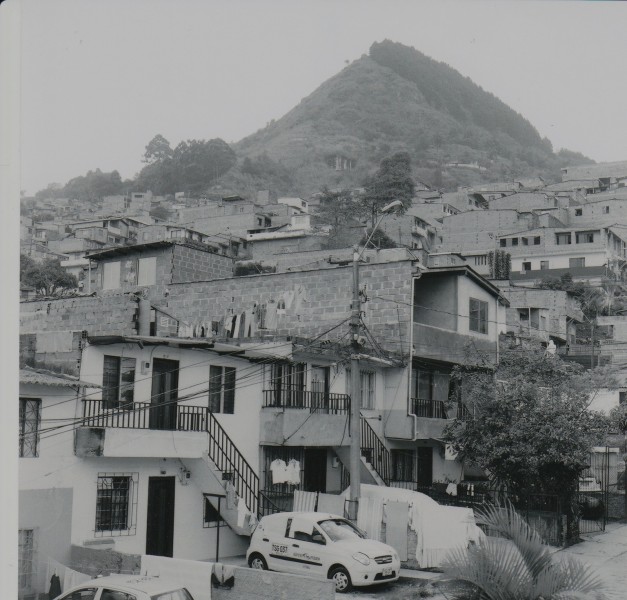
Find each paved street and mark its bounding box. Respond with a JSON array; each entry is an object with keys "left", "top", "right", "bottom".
[{"left": 557, "top": 522, "right": 627, "bottom": 600}]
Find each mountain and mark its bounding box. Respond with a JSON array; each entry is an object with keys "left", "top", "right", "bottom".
[{"left": 225, "top": 40, "right": 592, "bottom": 197}]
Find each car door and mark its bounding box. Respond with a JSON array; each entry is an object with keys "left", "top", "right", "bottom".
[
  {"left": 265, "top": 516, "right": 291, "bottom": 571},
  {"left": 285, "top": 517, "right": 326, "bottom": 577}
]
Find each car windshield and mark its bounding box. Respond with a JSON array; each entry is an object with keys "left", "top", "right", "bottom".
[{"left": 317, "top": 518, "right": 366, "bottom": 541}]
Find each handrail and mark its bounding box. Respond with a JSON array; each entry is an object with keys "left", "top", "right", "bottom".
[
  {"left": 262, "top": 389, "right": 350, "bottom": 414},
  {"left": 360, "top": 416, "right": 391, "bottom": 485},
  {"left": 410, "top": 397, "right": 449, "bottom": 419}
]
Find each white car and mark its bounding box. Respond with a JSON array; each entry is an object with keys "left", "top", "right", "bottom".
[
  {"left": 246, "top": 511, "right": 401, "bottom": 593},
  {"left": 52, "top": 574, "right": 195, "bottom": 600}
]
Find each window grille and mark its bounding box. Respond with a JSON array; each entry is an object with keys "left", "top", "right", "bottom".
[
  {"left": 19, "top": 398, "right": 41, "bottom": 458},
  {"left": 95, "top": 473, "right": 138, "bottom": 536},
  {"left": 203, "top": 497, "right": 226, "bottom": 528}
]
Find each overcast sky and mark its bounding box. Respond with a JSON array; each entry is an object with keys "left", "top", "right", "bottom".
[{"left": 18, "top": 0, "right": 627, "bottom": 195}]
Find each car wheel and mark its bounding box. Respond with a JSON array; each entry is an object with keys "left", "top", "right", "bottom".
[
  {"left": 248, "top": 553, "right": 268, "bottom": 570},
  {"left": 329, "top": 566, "right": 352, "bottom": 593}
]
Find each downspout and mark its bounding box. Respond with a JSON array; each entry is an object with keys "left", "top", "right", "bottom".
[{"left": 409, "top": 274, "right": 418, "bottom": 441}]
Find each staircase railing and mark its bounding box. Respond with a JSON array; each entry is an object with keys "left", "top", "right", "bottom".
[
  {"left": 360, "top": 416, "right": 391, "bottom": 485},
  {"left": 207, "top": 412, "right": 280, "bottom": 519}
]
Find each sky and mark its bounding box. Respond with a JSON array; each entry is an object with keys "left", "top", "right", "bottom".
[{"left": 16, "top": 0, "right": 627, "bottom": 195}]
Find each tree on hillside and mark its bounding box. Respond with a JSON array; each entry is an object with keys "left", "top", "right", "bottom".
[
  {"left": 143, "top": 134, "right": 173, "bottom": 164},
  {"left": 444, "top": 346, "right": 613, "bottom": 542},
  {"left": 315, "top": 187, "right": 355, "bottom": 229},
  {"left": 20, "top": 256, "right": 78, "bottom": 296},
  {"left": 361, "top": 152, "right": 415, "bottom": 227}
]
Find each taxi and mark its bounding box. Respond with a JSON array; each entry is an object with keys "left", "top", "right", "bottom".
[{"left": 246, "top": 511, "right": 400, "bottom": 593}]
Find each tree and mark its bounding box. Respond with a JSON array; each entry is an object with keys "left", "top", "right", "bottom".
[
  {"left": 444, "top": 346, "right": 612, "bottom": 542},
  {"left": 143, "top": 134, "right": 173, "bottom": 164},
  {"left": 443, "top": 502, "right": 606, "bottom": 600},
  {"left": 360, "top": 152, "right": 415, "bottom": 227},
  {"left": 315, "top": 187, "right": 355, "bottom": 229},
  {"left": 488, "top": 249, "right": 511, "bottom": 279},
  {"left": 149, "top": 205, "right": 172, "bottom": 221},
  {"left": 21, "top": 257, "right": 78, "bottom": 296}
]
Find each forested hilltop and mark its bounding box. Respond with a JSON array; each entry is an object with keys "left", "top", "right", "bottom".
[{"left": 32, "top": 40, "right": 594, "bottom": 201}]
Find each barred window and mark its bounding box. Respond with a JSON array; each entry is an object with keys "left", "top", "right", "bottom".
[
  {"left": 18, "top": 529, "right": 35, "bottom": 592},
  {"left": 203, "top": 497, "right": 226, "bottom": 528},
  {"left": 209, "top": 366, "right": 236, "bottom": 414},
  {"left": 19, "top": 398, "right": 41, "bottom": 458},
  {"left": 391, "top": 450, "right": 414, "bottom": 482},
  {"left": 102, "top": 356, "right": 136, "bottom": 409},
  {"left": 95, "top": 473, "right": 138, "bottom": 536}
]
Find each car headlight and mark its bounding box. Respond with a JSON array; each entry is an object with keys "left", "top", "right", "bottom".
[{"left": 352, "top": 552, "right": 371, "bottom": 566}]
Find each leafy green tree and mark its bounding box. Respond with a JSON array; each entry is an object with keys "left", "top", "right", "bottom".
[
  {"left": 143, "top": 134, "right": 173, "bottom": 164},
  {"left": 315, "top": 187, "right": 355, "bottom": 229},
  {"left": 444, "top": 346, "right": 612, "bottom": 542},
  {"left": 360, "top": 152, "right": 415, "bottom": 227},
  {"left": 443, "top": 502, "right": 606, "bottom": 600},
  {"left": 21, "top": 257, "right": 78, "bottom": 296},
  {"left": 149, "top": 205, "right": 172, "bottom": 221}
]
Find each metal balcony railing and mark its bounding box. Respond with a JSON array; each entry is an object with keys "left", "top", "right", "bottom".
[
  {"left": 411, "top": 397, "right": 449, "bottom": 419},
  {"left": 262, "top": 389, "right": 351, "bottom": 414}
]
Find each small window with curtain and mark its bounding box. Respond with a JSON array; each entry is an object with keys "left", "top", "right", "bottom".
[
  {"left": 469, "top": 298, "right": 488, "bottom": 334},
  {"left": 209, "top": 366, "right": 236, "bottom": 414},
  {"left": 102, "top": 356, "right": 136, "bottom": 410}
]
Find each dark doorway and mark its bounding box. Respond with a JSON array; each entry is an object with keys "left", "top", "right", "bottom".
[
  {"left": 150, "top": 359, "right": 179, "bottom": 430},
  {"left": 146, "top": 476, "right": 175, "bottom": 557},
  {"left": 304, "top": 448, "right": 327, "bottom": 492},
  {"left": 416, "top": 447, "right": 433, "bottom": 486}
]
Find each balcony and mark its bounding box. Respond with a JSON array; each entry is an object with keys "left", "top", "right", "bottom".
[
  {"left": 385, "top": 399, "right": 472, "bottom": 440},
  {"left": 412, "top": 398, "right": 449, "bottom": 419},
  {"left": 77, "top": 399, "right": 208, "bottom": 458},
  {"left": 413, "top": 323, "right": 498, "bottom": 365},
  {"left": 262, "top": 389, "right": 350, "bottom": 414},
  {"left": 260, "top": 389, "right": 351, "bottom": 446}
]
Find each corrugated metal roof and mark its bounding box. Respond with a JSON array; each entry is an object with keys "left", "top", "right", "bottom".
[{"left": 19, "top": 366, "right": 100, "bottom": 388}]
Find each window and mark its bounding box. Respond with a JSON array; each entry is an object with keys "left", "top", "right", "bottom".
[
  {"left": 603, "top": 206, "right": 610, "bottom": 214},
  {"left": 576, "top": 232, "right": 595, "bottom": 244},
  {"left": 469, "top": 298, "right": 488, "bottom": 334},
  {"left": 101, "top": 590, "right": 136, "bottom": 600},
  {"left": 102, "top": 356, "right": 136, "bottom": 409},
  {"left": 102, "top": 261, "right": 121, "bottom": 289},
  {"left": 522, "top": 237, "right": 529, "bottom": 246},
  {"left": 391, "top": 450, "right": 414, "bottom": 482},
  {"left": 137, "top": 256, "right": 157, "bottom": 286},
  {"left": 360, "top": 370, "right": 376, "bottom": 409},
  {"left": 209, "top": 366, "right": 236, "bottom": 413},
  {"left": 569, "top": 257, "right": 586, "bottom": 268},
  {"left": 575, "top": 208, "right": 583, "bottom": 216},
  {"left": 534, "top": 236, "right": 541, "bottom": 245},
  {"left": 619, "top": 391, "right": 626, "bottom": 405},
  {"left": 540, "top": 261, "right": 549, "bottom": 270},
  {"left": 499, "top": 239, "right": 506, "bottom": 248},
  {"left": 203, "top": 497, "right": 225, "bottom": 528},
  {"left": 556, "top": 233, "right": 571, "bottom": 245},
  {"left": 474, "top": 255, "right": 488, "bottom": 266},
  {"left": 95, "top": 473, "right": 137, "bottom": 534},
  {"left": 522, "top": 261, "right": 531, "bottom": 271},
  {"left": 170, "top": 229, "right": 183, "bottom": 239},
  {"left": 18, "top": 529, "right": 35, "bottom": 592},
  {"left": 19, "top": 398, "right": 41, "bottom": 457},
  {"left": 511, "top": 237, "right": 519, "bottom": 246}
]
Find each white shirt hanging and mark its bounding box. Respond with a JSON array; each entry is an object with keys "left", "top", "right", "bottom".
[
  {"left": 286, "top": 459, "right": 301, "bottom": 485},
  {"left": 270, "top": 459, "right": 288, "bottom": 484}
]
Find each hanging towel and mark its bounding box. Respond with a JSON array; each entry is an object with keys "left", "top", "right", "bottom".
[
  {"left": 237, "top": 498, "right": 250, "bottom": 527},
  {"left": 265, "top": 301, "right": 278, "bottom": 329},
  {"left": 316, "top": 493, "right": 346, "bottom": 516},
  {"left": 357, "top": 496, "right": 384, "bottom": 541},
  {"left": 385, "top": 501, "right": 409, "bottom": 561},
  {"left": 225, "top": 481, "right": 237, "bottom": 510},
  {"left": 293, "top": 490, "right": 318, "bottom": 512}
]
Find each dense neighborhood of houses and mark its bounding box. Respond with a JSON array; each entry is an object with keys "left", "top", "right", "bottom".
[{"left": 18, "top": 160, "right": 627, "bottom": 598}]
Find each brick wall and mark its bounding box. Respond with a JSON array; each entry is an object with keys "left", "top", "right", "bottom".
[
  {"left": 172, "top": 244, "right": 233, "bottom": 282},
  {"left": 164, "top": 256, "right": 415, "bottom": 355}
]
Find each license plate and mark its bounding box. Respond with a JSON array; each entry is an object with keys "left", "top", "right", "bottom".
[{"left": 382, "top": 567, "right": 392, "bottom": 577}]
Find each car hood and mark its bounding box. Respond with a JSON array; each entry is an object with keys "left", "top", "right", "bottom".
[{"left": 332, "top": 538, "right": 397, "bottom": 559}]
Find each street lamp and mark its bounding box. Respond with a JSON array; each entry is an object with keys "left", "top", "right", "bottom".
[{"left": 348, "top": 199, "right": 403, "bottom": 519}]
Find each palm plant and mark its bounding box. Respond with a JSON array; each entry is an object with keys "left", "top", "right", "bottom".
[{"left": 441, "top": 502, "right": 606, "bottom": 600}]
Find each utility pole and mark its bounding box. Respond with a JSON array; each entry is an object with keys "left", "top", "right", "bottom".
[
  {"left": 349, "top": 246, "right": 362, "bottom": 520},
  {"left": 347, "top": 199, "right": 403, "bottom": 521}
]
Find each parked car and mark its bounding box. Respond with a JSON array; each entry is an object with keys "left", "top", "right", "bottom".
[
  {"left": 246, "top": 511, "right": 401, "bottom": 593},
  {"left": 52, "top": 574, "right": 195, "bottom": 600}
]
